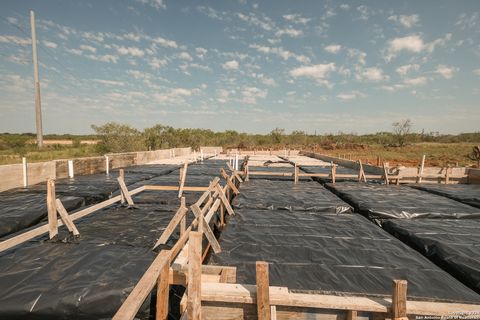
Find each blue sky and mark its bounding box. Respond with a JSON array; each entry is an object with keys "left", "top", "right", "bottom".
[{"left": 0, "top": 0, "right": 479, "bottom": 134}]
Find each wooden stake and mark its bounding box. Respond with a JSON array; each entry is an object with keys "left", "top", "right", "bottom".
[
  {"left": 294, "top": 164, "right": 299, "bottom": 184},
  {"left": 220, "top": 168, "right": 239, "bottom": 195},
  {"left": 382, "top": 162, "right": 390, "bottom": 185},
  {"left": 56, "top": 199, "right": 79, "bottom": 236},
  {"left": 191, "top": 204, "right": 221, "bottom": 253},
  {"left": 330, "top": 161, "right": 336, "bottom": 184},
  {"left": 256, "top": 261, "right": 271, "bottom": 320},
  {"left": 154, "top": 204, "right": 188, "bottom": 248},
  {"left": 178, "top": 161, "right": 188, "bottom": 198},
  {"left": 156, "top": 252, "right": 170, "bottom": 320},
  {"left": 117, "top": 176, "right": 134, "bottom": 205},
  {"left": 215, "top": 184, "right": 234, "bottom": 216},
  {"left": 392, "top": 280, "right": 408, "bottom": 320},
  {"left": 47, "top": 179, "right": 58, "bottom": 238},
  {"left": 417, "top": 154, "right": 425, "bottom": 183},
  {"left": 358, "top": 160, "right": 366, "bottom": 183},
  {"left": 347, "top": 310, "right": 357, "bottom": 320},
  {"left": 119, "top": 169, "right": 125, "bottom": 203},
  {"left": 187, "top": 232, "right": 202, "bottom": 320},
  {"left": 22, "top": 157, "right": 28, "bottom": 187},
  {"left": 180, "top": 197, "right": 187, "bottom": 237}
]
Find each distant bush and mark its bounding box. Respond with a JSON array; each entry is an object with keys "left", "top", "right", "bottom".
[{"left": 91, "top": 122, "right": 144, "bottom": 153}]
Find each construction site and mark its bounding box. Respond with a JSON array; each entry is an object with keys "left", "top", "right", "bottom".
[{"left": 0, "top": 147, "right": 479, "bottom": 320}]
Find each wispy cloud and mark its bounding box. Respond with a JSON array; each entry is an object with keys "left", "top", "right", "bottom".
[
  {"left": 388, "top": 14, "right": 420, "bottom": 28},
  {"left": 324, "top": 44, "right": 342, "bottom": 54},
  {"left": 222, "top": 60, "right": 239, "bottom": 70}
]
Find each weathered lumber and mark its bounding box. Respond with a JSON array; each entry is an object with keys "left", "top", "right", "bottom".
[
  {"left": 392, "top": 280, "right": 408, "bottom": 320},
  {"left": 178, "top": 161, "right": 188, "bottom": 198},
  {"left": 220, "top": 168, "right": 239, "bottom": 195},
  {"left": 55, "top": 199, "right": 79, "bottom": 236},
  {"left": 154, "top": 200, "right": 188, "bottom": 248},
  {"left": 112, "top": 250, "right": 171, "bottom": 320},
  {"left": 117, "top": 176, "right": 134, "bottom": 205},
  {"left": 144, "top": 185, "right": 208, "bottom": 192},
  {"left": 47, "top": 178, "right": 58, "bottom": 238},
  {"left": 191, "top": 204, "right": 221, "bottom": 254},
  {"left": 256, "top": 262, "right": 271, "bottom": 320},
  {"left": 156, "top": 253, "right": 170, "bottom": 320},
  {"left": 188, "top": 232, "right": 202, "bottom": 320}
]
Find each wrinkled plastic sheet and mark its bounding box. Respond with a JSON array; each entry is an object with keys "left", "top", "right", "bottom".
[
  {"left": 209, "top": 209, "right": 480, "bottom": 302},
  {"left": 51, "top": 203, "right": 187, "bottom": 249},
  {"left": 409, "top": 184, "right": 480, "bottom": 209},
  {"left": 326, "top": 182, "right": 480, "bottom": 219},
  {"left": 233, "top": 180, "right": 352, "bottom": 213},
  {"left": 301, "top": 165, "right": 359, "bottom": 182},
  {"left": 0, "top": 242, "right": 156, "bottom": 320},
  {"left": 248, "top": 165, "right": 311, "bottom": 181},
  {"left": 383, "top": 219, "right": 480, "bottom": 294},
  {"left": 0, "top": 193, "right": 84, "bottom": 239}
]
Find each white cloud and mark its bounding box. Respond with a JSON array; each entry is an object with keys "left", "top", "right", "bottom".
[
  {"left": 117, "top": 46, "right": 144, "bottom": 57},
  {"left": 136, "top": 0, "right": 166, "bottom": 10},
  {"left": 242, "top": 86, "right": 267, "bottom": 104},
  {"left": 403, "top": 76, "right": 427, "bottom": 86},
  {"left": 347, "top": 48, "right": 367, "bottom": 65},
  {"left": 3, "top": 74, "right": 32, "bottom": 93},
  {"left": 290, "top": 63, "right": 336, "bottom": 87},
  {"left": 197, "top": 6, "right": 228, "bottom": 21},
  {"left": 79, "top": 44, "right": 96, "bottom": 53},
  {"left": 153, "top": 37, "right": 178, "bottom": 48},
  {"left": 195, "top": 47, "right": 208, "bottom": 58},
  {"left": 43, "top": 40, "right": 58, "bottom": 49},
  {"left": 388, "top": 14, "right": 420, "bottom": 28},
  {"left": 249, "top": 44, "right": 310, "bottom": 63},
  {"left": 123, "top": 32, "right": 141, "bottom": 42},
  {"left": 178, "top": 52, "right": 193, "bottom": 61},
  {"left": 324, "top": 44, "right": 342, "bottom": 54},
  {"left": 455, "top": 13, "right": 479, "bottom": 30},
  {"left": 216, "top": 89, "right": 231, "bottom": 103},
  {"left": 222, "top": 60, "right": 239, "bottom": 70},
  {"left": 86, "top": 54, "right": 118, "bottom": 63},
  {"left": 275, "top": 28, "right": 303, "bottom": 38},
  {"left": 93, "top": 79, "right": 125, "bottom": 86},
  {"left": 337, "top": 90, "right": 366, "bottom": 101},
  {"left": 154, "top": 88, "right": 193, "bottom": 104},
  {"left": 149, "top": 57, "right": 167, "bottom": 69},
  {"left": 340, "top": 4, "right": 350, "bottom": 10},
  {"left": 282, "top": 14, "right": 311, "bottom": 24},
  {"left": 357, "top": 5, "right": 371, "bottom": 21},
  {"left": 260, "top": 76, "right": 276, "bottom": 87},
  {"left": 435, "top": 64, "right": 457, "bottom": 79},
  {"left": 385, "top": 33, "right": 451, "bottom": 60},
  {"left": 473, "top": 68, "right": 480, "bottom": 76},
  {"left": 237, "top": 12, "right": 275, "bottom": 31},
  {"left": 0, "top": 35, "right": 30, "bottom": 45},
  {"left": 396, "top": 64, "right": 420, "bottom": 76},
  {"left": 358, "top": 67, "right": 387, "bottom": 81}
]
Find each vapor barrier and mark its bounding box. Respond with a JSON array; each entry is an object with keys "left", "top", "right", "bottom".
[
  {"left": 301, "top": 165, "right": 359, "bottom": 182},
  {"left": 0, "top": 193, "right": 84, "bottom": 239},
  {"left": 383, "top": 219, "right": 480, "bottom": 294},
  {"left": 409, "top": 184, "right": 480, "bottom": 209},
  {"left": 0, "top": 164, "right": 179, "bottom": 239},
  {"left": 248, "top": 165, "right": 311, "bottom": 181},
  {"left": 209, "top": 209, "right": 480, "bottom": 303},
  {"left": 51, "top": 204, "right": 185, "bottom": 249},
  {"left": 0, "top": 242, "right": 155, "bottom": 320},
  {"left": 233, "top": 179, "right": 352, "bottom": 213},
  {"left": 326, "top": 182, "right": 480, "bottom": 219}
]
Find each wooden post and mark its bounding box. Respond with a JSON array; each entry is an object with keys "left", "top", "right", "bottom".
[
  {"left": 156, "top": 251, "right": 171, "bottom": 320},
  {"left": 180, "top": 197, "right": 187, "bottom": 237},
  {"left": 187, "top": 232, "right": 202, "bottom": 320},
  {"left": 178, "top": 161, "right": 188, "bottom": 198},
  {"left": 119, "top": 169, "right": 125, "bottom": 203},
  {"left": 376, "top": 156, "right": 380, "bottom": 167},
  {"left": 330, "top": 162, "right": 336, "bottom": 184},
  {"left": 358, "top": 160, "right": 366, "bottom": 183},
  {"left": 392, "top": 280, "right": 408, "bottom": 320},
  {"left": 105, "top": 155, "right": 109, "bottom": 175},
  {"left": 30, "top": 10, "right": 44, "bottom": 148},
  {"left": 47, "top": 179, "right": 58, "bottom": 238},
  {"left": 383, "top": 162, "right": 390, "bottom": 185},
  {"left": 68, "top": 160, "right": 74, "bottom": 178},
  {"left": 294, "top": 164, "right": 299, "bottom": 184},
  {"left": 22, "top": 157, "right": 28, "bottom": 188},
  {"left": 417, "top": 155, "right": 425, "bottom": 183},
  {"left": 117, "top": 173, "right": 134, "bottom": 206},
  {"left": 347, "top": 310, "right": 357, "bottom": 320},
  {"left": 55, "top": 199, "right": 79, "bottom": 236},
  {"left": 256, "top": 261, "right": 271, "bottom": 320}
]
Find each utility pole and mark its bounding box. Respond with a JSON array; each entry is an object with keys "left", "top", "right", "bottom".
[{"left": 30, "top": 10, "right": 44, "bottom": 148}]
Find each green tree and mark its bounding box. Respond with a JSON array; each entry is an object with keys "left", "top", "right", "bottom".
[
  {"left": 392, "top": 119, "right": 412, "bottom": 147},
  {"left": 91, "top": 122, "right": 143, "bottom": 153}
]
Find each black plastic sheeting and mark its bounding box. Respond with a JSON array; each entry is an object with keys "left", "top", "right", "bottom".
[
  {"left": 383, "top": 219, "right": 480, "bottom": 294},
  {"left": 0, "top": 193, "right": 84, "bottom": 239},
  {"left": 209, "top": 209, "right": 480, "bottom": 302},
  {"left": 52, "top": 204, "right": 185, "bottom": 249},
  {"left": 0, "top": 242, "right": 156, "bottom": 320},
  {"left": 248, "top": 165, "right": 311, "bottom": 181},
  {"left": 0, "top": 164, "right": 179, "bottom": 239},
  {"left": 300, "top": 165, "right": 359, "bottom": 182},
  {"left": 409, "top": 184, "right": 480, "bottom": 209},
  {"left": 233, "top": 180, "right": 352, "bottom": 213},
  {"left": 326, "top": 182, "right": 480, "bottom": 219}
]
